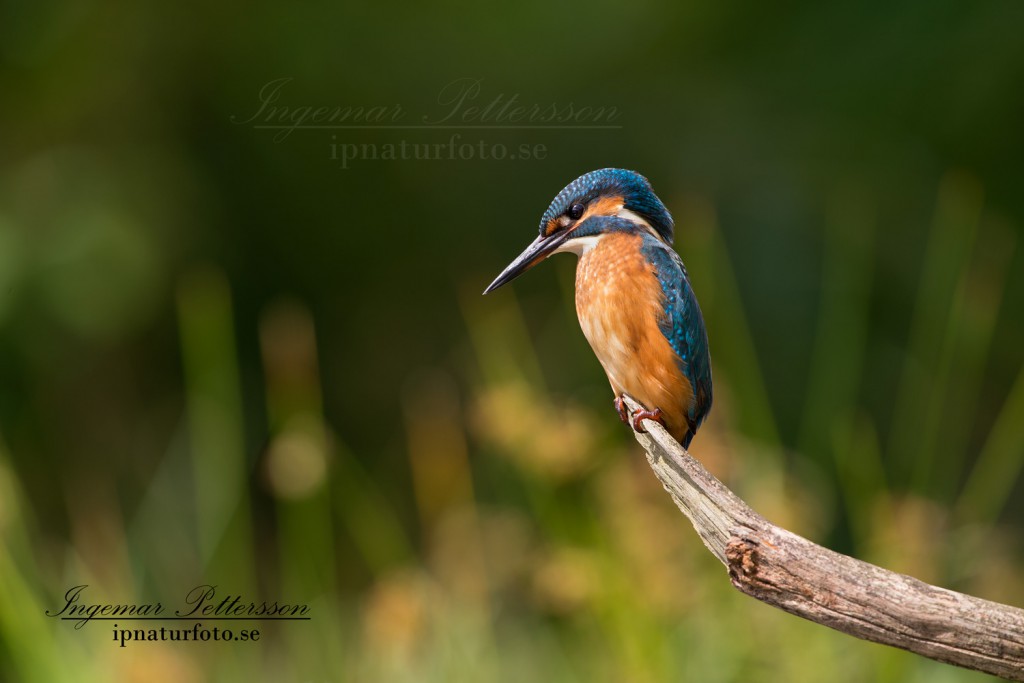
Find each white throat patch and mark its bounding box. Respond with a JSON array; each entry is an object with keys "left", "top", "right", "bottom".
[{"left": 552, "top": 234, "right": 603, "bottom": 256}]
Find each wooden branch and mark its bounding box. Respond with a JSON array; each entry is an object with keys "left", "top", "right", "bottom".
[{"left": 621, "top": 395, "right": 1024, "bottom": 681}]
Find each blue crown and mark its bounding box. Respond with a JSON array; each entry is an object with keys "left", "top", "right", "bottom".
[{"left": 539, "top": 168, "right": 675, "bottom": 243}]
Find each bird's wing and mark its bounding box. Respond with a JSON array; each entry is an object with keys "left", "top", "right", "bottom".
[{"left": 640, "top": 235, "right": 713, "bottom": 443}]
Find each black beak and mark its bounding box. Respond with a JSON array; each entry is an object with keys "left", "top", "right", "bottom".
[{"left": 483, "top": 231, "right": 570, "bottom": 294}]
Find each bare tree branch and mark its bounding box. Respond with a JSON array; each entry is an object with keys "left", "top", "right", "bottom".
[{"left": 622, "top": 395, "right": 1024, "bottom": 681}]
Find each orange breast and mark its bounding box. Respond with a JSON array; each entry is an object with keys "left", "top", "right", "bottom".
[{"left": 574, "top": 232, "right": 694, "bottom": 442}]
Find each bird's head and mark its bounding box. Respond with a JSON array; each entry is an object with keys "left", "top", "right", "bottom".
[{"left": 483, "top": 168, "right": 674, "bottom": 294}]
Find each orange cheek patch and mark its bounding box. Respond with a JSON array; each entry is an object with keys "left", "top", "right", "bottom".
[
  {"left": 580, "top": 195, "right": 624, "bottom": 222},
  {"left": 546, "top": 195, "right": 624, "bottom": 237}
]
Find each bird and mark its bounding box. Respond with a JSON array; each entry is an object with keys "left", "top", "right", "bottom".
[{"left": 483, "top": 168, "right": 712, "bottom": 449}]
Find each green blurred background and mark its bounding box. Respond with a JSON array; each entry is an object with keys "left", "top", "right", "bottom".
[{"left": 2, "top": 1, "right": 1024, "bottom": 681}]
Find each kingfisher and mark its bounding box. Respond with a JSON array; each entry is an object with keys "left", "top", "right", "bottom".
[{"left": 483, "top": 168, "right": 712, "bottom": 449}]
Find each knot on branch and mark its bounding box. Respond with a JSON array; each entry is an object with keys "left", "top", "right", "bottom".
[{"left": 725, "top": 529, "right": 771, "bottom": 592}]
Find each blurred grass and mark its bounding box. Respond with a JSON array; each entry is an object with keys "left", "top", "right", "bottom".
[
  {"left": 177, "top": 267, "right": 254, "bottom": 586},
  {"left": 2, "top": 177, "right": 1021, "bottom": 682}
]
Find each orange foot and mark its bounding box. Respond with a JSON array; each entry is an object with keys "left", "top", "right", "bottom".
[
  {"left": 631, "top": 407, "right": 665, "bottom": 433},
  {"left": 613, "top": 395, "right": 630, "bottom": 424}
]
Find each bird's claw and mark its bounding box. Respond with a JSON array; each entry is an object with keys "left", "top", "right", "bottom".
[
  {"left": 613, "top": 396, "right": 630, "bottom": 424},
  {"left": 630, "top": 407, "right": 665, "bottom": 433}
]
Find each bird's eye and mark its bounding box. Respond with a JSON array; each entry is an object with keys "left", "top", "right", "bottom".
[{"left": 567, "top": 202, "right": 585, "bottom": 220}]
